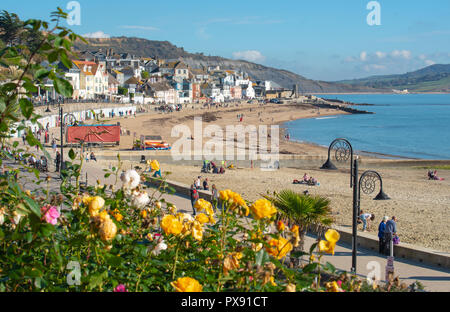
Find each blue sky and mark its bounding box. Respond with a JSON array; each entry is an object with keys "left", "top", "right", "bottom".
[{"left": 3, "top": 0, "right": 450, "bottom": 81}]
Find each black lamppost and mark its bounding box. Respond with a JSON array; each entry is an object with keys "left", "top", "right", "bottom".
[
  {"left": 320, "top": 139, "right": 390, "bottom": 274},
  {"left": 59, "top": 104, "right": 64, "bottom": 177}
]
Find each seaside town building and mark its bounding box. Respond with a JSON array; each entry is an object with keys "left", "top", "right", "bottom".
[{"left": 38, "top": 48, "right": 290, "bottom": 105}]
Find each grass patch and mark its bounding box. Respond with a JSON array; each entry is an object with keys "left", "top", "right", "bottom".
[{"left": 414, "top": 165, "right": 450, "bottom": 170}]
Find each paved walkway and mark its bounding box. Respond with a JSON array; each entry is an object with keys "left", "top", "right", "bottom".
[{"left": 7, "top": 156, "right": 450, "bottom": 292}]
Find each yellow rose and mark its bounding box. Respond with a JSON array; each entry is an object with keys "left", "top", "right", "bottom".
[
  {"left": 223, "top": 252, "right": 243, "bottom": 275},
  {"left": 82, "top": 195, "right": 94, "bottom": 205},
  {"left": 98, "top": 218, "right": 117, "bottom": 242},
  {"left": 194, "top": 199, "right": 213, "bottom": 214},
  {"left": 171, "top": 277, "right": 202, "bottom": 292},
  {"left": 250, "top": 199, "right": 277, "bottom": 220},
  {"left": 326, "top": 281, "right": 344, "bottom": 292},
  {"left": 266, "top": 237, "right": 293, "bottom": 260},
  {"left": 318, "top": 229, "right": 340, "bottom": 255},
  {"left": 325, "top": 228, "right": 340, "bottom": 244},
  {"left": 219, "top": 189, "right": 233, "bottom": 201},
  {"left": 286, "top": 283, "right": 296, "bottom": 292},
  {"left": 150, "top": 160, "right": 160, "bottom": 171},
  {"left": 89, "top": 196, "right": 105, "bottom": 217},
  {"left": 98, "top": 210, "right": 110, "bottom": 222},
  {"left": 195, "top": 213, "right": 210, "bottom": 224},
  {"left": 160, "top": 215, "right": 183, "bottom": 236},
  {"left": 191, "top": 221, "right": 203, "bottom": 241},
  {"left": 113, "top": 211, "right": 123, "bottom": 222}
]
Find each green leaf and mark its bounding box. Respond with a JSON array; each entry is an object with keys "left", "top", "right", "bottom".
[
  {"left": 22, "top": 81, "right": 38, "bottom": 93},
  {"left": 309, "top": 242, "right": 318, "bottom": 255},
  {"left": 19, "top": 98, "right": 34, "bottom": 120},
  {"left": 302, "top": 262, "right": 318, "bottom": 273},
  {"left": 324, "top": 261, "right": 336, "bottom": 273},
  {"left": 39, "top": 223, "right": 56, "bottom": 237},
  {"left": 48, "top": 50, "right": 59, "bottom": 64},
  {"left": 53, "top": 77, "right": 73, "bottom": 98},
  {"left": 290, "top": 250, "right": 308, "bottom": 258},
  {"left": 22, "top": 195, "right": 41, "bottom": 217},
  {"left": 255, "top": 249, "right": 270, "bottom": 266},
  {"left": 68, "top": 148, "right": 76, "bottom": 160},
  {"left": 59, "top": 50, "right": 72, "bottom": 69},
  {"left": 34, "top": 68, "right": 50, "bottom": 80}
]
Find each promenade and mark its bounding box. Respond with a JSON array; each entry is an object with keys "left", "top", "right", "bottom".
[{"left": 10, "top": 155, "right": 449, "bottom": 292}]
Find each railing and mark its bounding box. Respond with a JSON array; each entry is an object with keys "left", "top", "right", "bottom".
[{"left": 32, "top": 98, "right": 124, "bottom": 107}]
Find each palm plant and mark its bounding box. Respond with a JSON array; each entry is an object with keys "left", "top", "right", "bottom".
[{"left": 266, "top": 189, "right": 334, "bottom": 252}]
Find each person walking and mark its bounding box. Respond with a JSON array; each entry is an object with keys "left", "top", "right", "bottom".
[
  {"left": 190, "top": 184, "right": 199, "bottom": 216},
  {"left": 203, "top": 178, "right": 209, "bottom": 191},
  {"left": 55, "top": 151, "right": 61, "bottom": 173},
  {"left": 195, "top": 176, "right": 201, "bottom": 189},
  {"left": 378, "top": 216, "right": 388, "bottom": 254},
  {"left": 51, "top": 139, "right": 56, "bottom": 153},
  {"left": 384, "top": 216, "right": 398, "bottom": 256},
  {"left": 211, "top": 184, "right": 219, "bottom": 211}
]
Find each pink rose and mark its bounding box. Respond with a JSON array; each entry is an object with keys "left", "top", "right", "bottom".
[
  {"left": 41, "top": 205, "right": 60, "bottom": 225},
  {"left": 114, "top": 284, "right": 127, "bottom": 292}
]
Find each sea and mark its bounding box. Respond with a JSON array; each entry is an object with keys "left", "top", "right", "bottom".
[{"left": 283, "top": 94, "right": 450, "bottom": 160}]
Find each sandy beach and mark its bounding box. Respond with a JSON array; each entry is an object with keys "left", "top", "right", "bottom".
[{"left": 55, "top": 100, "right": 450, "bottom": 252}]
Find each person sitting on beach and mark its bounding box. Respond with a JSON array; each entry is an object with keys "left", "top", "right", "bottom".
[
  {"left": 303, "top": 173, "right": 309, "bottom": 182},
  {"left": 428, "top": 170, "right": 444, "bottom": 181},
  {"left": 219, "top": 167, "right": 225, "bottom": 174},
  {"left": 212, "top": 166, "right": 219, "bottom": 174}
]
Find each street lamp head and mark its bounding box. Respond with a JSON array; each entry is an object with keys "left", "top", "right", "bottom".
[
  {"left": 374, "top": 189, "right": 390, "bottom": 200},
  {"left": 320, "top": 158, "right": 338, "bottom": 170}
]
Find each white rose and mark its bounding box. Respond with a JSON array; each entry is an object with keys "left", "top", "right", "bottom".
[
  {"left": 121, "top": 170, "right": 141, "bottom": 190},
  {"left": 152, "top": 241, "right": 168, "bottom": 256},
  {"left": 131, "top": 191, "right": 150, "bottom": 209}
]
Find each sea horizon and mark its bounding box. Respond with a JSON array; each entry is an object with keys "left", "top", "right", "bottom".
[{"left": 284, "top": 93, "right": 450, "bottom": 160}]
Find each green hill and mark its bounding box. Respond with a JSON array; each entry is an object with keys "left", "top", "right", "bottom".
[
  {"left": 73, "top": 36, "right": 380, "bottom": 94},
  {"left": 338, "top": 64, "right": 450, "bottom": 92}
]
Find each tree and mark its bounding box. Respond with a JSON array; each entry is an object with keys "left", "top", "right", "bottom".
[
  {"left": 266, "top": 190, "right": 334, "bottom": 253},
  {"left": 0, "top": 10, "right": 23, "bottom": 46},
  {"left": 141, "top": 70, "right": 149, "bottom": 79},
  {"left": 118, "top": 86, "right": 128, "bottom": 96}
]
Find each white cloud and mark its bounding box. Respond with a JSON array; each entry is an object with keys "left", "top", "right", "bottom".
[
  {"left": 424, "top": 59, "right": 436, "bottom": 66},
  {"left": 232, "top": 50, "right": 266, "bottom": 63},
  {"left": 375, "top": 51, "right": 386, "bottom": 59},
  {"left": 360, "top": 51, "right": 368, "bottom": 61},
  {"left": 83, "top": 31, "right": 110, "bottom": 39},
  {"left": 391, "top": 50, "right": 412, "bottom": 59},
  {"left": 120, "top": 25, "right": 159, "bottom": 31}
]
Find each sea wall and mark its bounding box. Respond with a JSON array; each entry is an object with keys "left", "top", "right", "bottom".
[{"left": 145, "top": 177, "right": 450, "bottom": 269}]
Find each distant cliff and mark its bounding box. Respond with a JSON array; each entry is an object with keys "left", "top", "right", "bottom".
[
  {"left": 337, "top": 64, "right": 450, "bottom": 92},
  {"left": 74, "top": 36, "right": 380, "bottom": 93}
]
